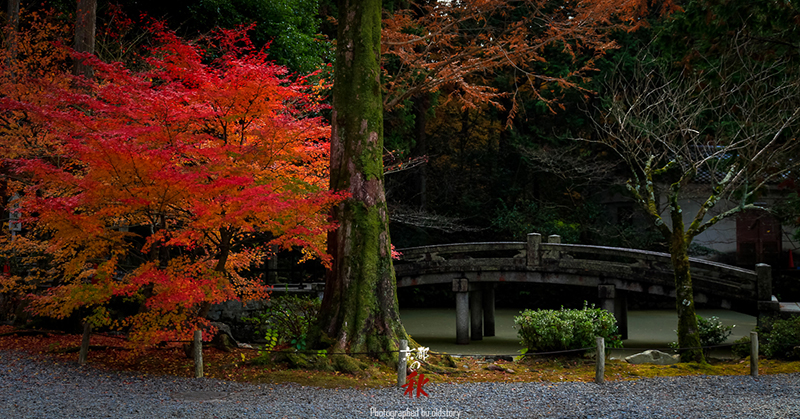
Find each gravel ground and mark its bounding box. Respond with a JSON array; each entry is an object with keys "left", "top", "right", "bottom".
[{"left": 1, "top": 350, "right": 799, "bottom": 419}]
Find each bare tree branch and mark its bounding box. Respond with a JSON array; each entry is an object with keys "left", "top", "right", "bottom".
[
  {"left": 514, "top": 142, "right": 619, "bottom": 187},
  {"left": 389, "top": 205, "right": 484, "bottom": 233},
  {"left": 588, "top": 34, "right": 800, "bottom": 224}
]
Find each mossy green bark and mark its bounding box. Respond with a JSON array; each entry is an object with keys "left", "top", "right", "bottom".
[
  {"left": 669, "top": 226, "right": 705, "bottom": 363},
  {"left": 316, "top": 0, "right": 407, "bottom": 360},
  {"left": 631, "top": 161, "right": 706, "bottom": 364}
]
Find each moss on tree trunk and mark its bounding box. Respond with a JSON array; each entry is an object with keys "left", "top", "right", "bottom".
[
  {"left": 670, "top": 210, "right": 704, "bottom": 363},
  {"left": 316, "top": 0, "right": 407, "bottom": 360}
]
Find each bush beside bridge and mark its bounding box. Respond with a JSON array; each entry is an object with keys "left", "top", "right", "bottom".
[{"left": 514, "top": 303, "right": 623, "bottom": 354}]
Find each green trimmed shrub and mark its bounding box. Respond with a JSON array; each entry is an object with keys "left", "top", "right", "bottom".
[
  {"left": 696, "top": 315, "right": 734, "bottom": 358},
  {"left": 697, "top": 315, "right": 734, "bottom": 347},
  {"left": 669, "top": 315, "right": 734, "bottom": 354},
  {"left": 514, "top": 303, "right": 622, "bottom": 353},
  {"left": 761, "top": 316, "right": 800, "bottom": 359}
]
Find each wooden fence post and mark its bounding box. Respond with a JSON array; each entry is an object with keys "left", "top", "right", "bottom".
[
  {"left": 750, "top": 331, "right": 759, "bottom": 378},
  {"left": 397, "top": 339, "right": 408, "bottom": 387},
  {"left": 595, "top": 337, "right": 605, "bottom": 384},
  {"left": 193, "top": 330, "right": 203, "bottom": 378},
  {"left": 78, "top": 321, "right": 91, "bottom": 366}
]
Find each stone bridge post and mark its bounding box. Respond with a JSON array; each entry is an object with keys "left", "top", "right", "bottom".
[
  {"left": 526, "top": 233, "right": 541, "bottom": 266},
  {"left": 598, "top": 284, "right": 628, "bottom": 340},
  {"left": 467, "top": 283, "right": 498, "bottom": 340},
  {"left": 756, "top": 264, "right": 779, "bottom": 328},
  {"left": 545, "top": 234, "right": 562, "bottom": 260}
]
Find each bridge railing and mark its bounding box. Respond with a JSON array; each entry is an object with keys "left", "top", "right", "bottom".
[
  {"left": 396, "top": 241, "right": 528, "bottom": 274},
  {"left": 396, "top": 233, "right": 758, "bottom": 300},
  {"left": 398, "top": 241, "right": 525, "bottom": 260},
  {"left": 539, "top": 242, "right": 756, "bottom": 296}
]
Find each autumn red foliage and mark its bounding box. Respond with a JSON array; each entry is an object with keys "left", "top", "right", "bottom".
[{"left": 0, "top": 18, "right": 343, "bottom": 346}]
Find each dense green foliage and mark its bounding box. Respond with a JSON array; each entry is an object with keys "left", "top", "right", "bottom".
[
  {"left": 674, "top": 315, "right": 735, "bottom": 356},
  {"left": 760, "top": 316, "right": 800, "bottom": 360},
  {"left": 697, "top": 316, "right": 735, "bottom": 348},
  {"left": 81, "top": 0, "right": 331, "bottom": 73},
  {"left": 514, "top": 303, "right": 622, "bottom": 353},
  {"left": 185, "top": 0, "right": 330, "bottom": 73},
  {"left": 244, "top": 295, "right": 321, "bottom": 351},
  {"left": 732, "top": 317, "right": 800, "bottom": 360}
]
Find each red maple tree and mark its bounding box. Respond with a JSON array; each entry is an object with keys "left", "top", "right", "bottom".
[{"left": 1, "top": 21, "right": 343, "bottom": 345}]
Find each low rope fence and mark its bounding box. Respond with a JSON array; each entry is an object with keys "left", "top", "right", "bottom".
[
  {"left": 184, "top": 331, "right": 762, "bottom": 384},
  {"left": 4, "top": 328, "right": 762, "bottom": 381}
]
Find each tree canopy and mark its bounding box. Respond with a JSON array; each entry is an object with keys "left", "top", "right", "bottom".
[{"left": 0, "top": 19, "right": 341, "bottom": 345}]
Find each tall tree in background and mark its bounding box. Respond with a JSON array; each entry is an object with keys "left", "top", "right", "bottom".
[
  {"left": 73, "top": 0, "right": 96, "bottom": 77},
  {"left": 381, "top": 0, "right": 678, "bottom": 218},
  {"left": 72, "top": 0, "right": 99, "bottom": 363},
  {"left": 2, "top": 0, "right": 21, "bottom": 227},
  {"left": 591, "top": 0, "right": 800, "bottom": 363},
  {"left": 593, "top": 40, "right": 800, "bottom": 362},
  {"left": 5, "top": 0, "right": 20, "bottom": 76},
  {"left": 317, "top": 0, "right": 407, "bottom": 358},
  {"left": 0, "top": 6, "right": 73, "bottom": 328}
]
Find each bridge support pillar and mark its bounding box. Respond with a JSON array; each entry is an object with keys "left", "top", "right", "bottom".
[
  {"left": 616, "top": 291, "right": 628, "bottom": 340},
  {"left": 756, "top": 264, "right": 780, "bottom": 329},
  {"left": 470, "top": 289, "right": 483, "bottom": 340},
  {"left": 598, "top": 284, "right": 628, "bottom": 340},
  {"left": 483, "top": 284, "right": 495, "bottom": 337},
  {"left": 453, "top": 279, "right": 470, "bottom": 344}
]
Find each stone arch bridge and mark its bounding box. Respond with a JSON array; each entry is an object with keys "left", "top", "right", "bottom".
[{"left": 394, "top": 233, "right": 786, "bottom": 344}]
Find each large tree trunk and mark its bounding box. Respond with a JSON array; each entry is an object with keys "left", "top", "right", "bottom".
[
  {"left": 318, "top": 0, "right": 407, "bottom": 359},
  {"left": 5, "top": 0, "right": 20, "bottom": 79},
  {"left": 73, "top": 0, "right": 97, "bottom": 363},
  {"left": 73, "top": 0, "right": 97, "bottom": 78},
  {"left": 6, "top": 0, "right": 19, "bottom": 30},
  {"left": 669, "top": 210, "right": 704, "bottom": 363}
]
